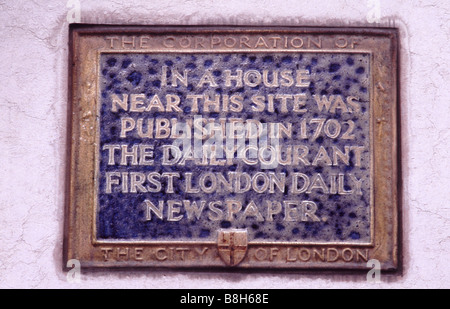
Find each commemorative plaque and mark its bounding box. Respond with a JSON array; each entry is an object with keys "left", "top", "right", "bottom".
[{"left": 65, "top": 26, "right": 399, "bottom": 270}]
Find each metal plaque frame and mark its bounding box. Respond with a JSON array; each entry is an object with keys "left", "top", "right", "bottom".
[{"left": 64, "top": 25, "right": 400, "bottom": 271}]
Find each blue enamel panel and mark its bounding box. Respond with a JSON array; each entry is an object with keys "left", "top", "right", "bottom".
[{"left": 97, "top": 52, "right": 371, "bottom": 243}]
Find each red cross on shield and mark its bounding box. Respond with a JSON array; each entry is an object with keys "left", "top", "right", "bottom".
[{"left": 217, "top": 229, "right": 248, "bottom": 266}]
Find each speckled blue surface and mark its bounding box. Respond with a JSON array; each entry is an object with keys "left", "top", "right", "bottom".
[{"left": 97, "top": 52, "right": 371, "bottom": 243}]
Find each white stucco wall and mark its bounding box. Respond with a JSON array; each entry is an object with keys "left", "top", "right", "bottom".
[{"left": 0, "top": 0, "right": 449, "bottom": 288}]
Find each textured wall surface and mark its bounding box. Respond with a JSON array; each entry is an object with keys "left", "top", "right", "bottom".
[{"left": 1, "top": 0, "right": 449, "bottom": 288}]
